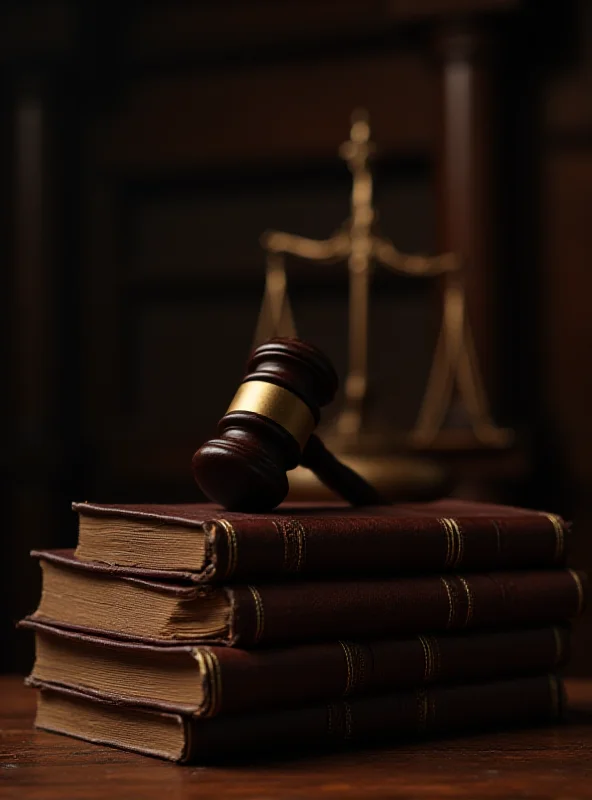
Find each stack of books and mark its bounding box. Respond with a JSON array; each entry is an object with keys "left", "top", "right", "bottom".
[{"left": 22, "top": 498, "right": 586, "bottom": 762}]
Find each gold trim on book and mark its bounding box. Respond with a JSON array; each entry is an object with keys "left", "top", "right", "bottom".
[
  {"left": 207, "top": 648, "right": 223, "bottom": 717},
  {"left": 440, "top": 518, "right": 452, "bottom": 567},
  {"left": 457, "top": 576, "right": 474, "bottom": 627},
  {"left": 273, "top": 519, "right": 307, "bottom": 573},
  {"left": 440, "top": 577, "right": 455, "bottom": 628},
  {"left": 247, "top": 585, "right": 265, "bottom": 643},
  {"left": 417, "top": 635, "right": 436, "bottom": 682},
  {"left": 439, "top": 518, "right": 464, "bottom": 568},
  {"left": 545, "top": 514, "right": 565, "bottom": 563},
  {"left": 418, "top": 635, "right": 429, "bottom": 681},
  {"left": 193, "top": 647, "right": 222, "bottom": 717},
  {"left": 567, "top": 569, "right": 585, "bottom": 616},
  {"left": 338, "top": 641, "right": 368, "bottom": 696},
  {"left": 449, "top": 519, "right": 463, "bottom": 568},
  {"left": 339, "top": 641, "right": 354, "bottom": 695},
  {"left": 216, "top": 520, "right": 238, "bottom": 579},
  {"left": 454, "top": 520, "right": 464, "bottom": 568},
  {"left": 226, "top": 380, "right": 316, "bottom": 450}
]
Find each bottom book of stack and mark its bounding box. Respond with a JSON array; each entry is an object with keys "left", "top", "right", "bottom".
[{"left": 23, "top": 619, "right": 568, "bottom": 763}]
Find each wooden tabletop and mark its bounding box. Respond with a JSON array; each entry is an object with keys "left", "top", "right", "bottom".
[{"left": 2, "top": 676, "right": 592, "bottom": 799}]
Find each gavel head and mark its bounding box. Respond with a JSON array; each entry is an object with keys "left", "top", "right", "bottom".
[{"left": 192, "top": 338, "right": 338, "bottom": 511}]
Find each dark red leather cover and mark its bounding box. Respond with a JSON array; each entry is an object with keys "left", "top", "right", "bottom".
[
  {"left": 29, "top": 674, "right": 565, "bottom": 762},
  {"left": 185, "top": 674, "right": 564, "bottom": 763},
  {"left": 227, "top": 570, "right": 586, "bottom": 647},
  {"left": 30, "top": 549, "right": 587, "bottom": 647},
  {"left": 21, "top": 617, "right": 570, "bottom": 716},
  {"left": 72, "top": 498, "right": 569, "bottom": 581}
]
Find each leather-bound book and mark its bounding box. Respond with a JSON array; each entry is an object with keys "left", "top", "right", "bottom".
[
  {"left": 71, "top": 499, "right": 569, "bottom": 580},
  {"left": 22, "top": 618, "right": 569, "bottom": 716},
  {"left": 31, "top": 674, "right": 565, "bottom": 763},
  {"left": 30, "top": 550, "right": 586, "bottom": 646}
]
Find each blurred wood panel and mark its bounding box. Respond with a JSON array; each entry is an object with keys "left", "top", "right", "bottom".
[
  {"left": 547, "top": 77, "right": 592, "bottom": 140},
  {"left": 541, "top": 0, "right": 592, "bottom": 674},
  {"left": 128, "top": 0, "right": 519, "bottom": 60},
  {"left": 95, "top": 53, "right": 437, "bottom": 171},
  {"left": 545, "top": 1, "right": 592, "bottom": 141},
  {"left": 125, "top": 171, "right": 434, "bottom": 281},
  {"left": 13, "top": 0, "right": 588, "bottom": 676},
  {"left": 544, "top": 152, "right": 592, "bottom": 490},
  {"left": 0, "top": 1, "right": 74, "bottom": 59},
  {"left": 542, "top": 0, "right": 592, "bottom": 498}
]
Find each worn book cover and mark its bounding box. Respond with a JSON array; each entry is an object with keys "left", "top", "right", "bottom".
[
  {"left": 30, "top": 674, "right": 565, "bottom": 763},
  {"left": 31, "top": 549, "right": 586, "bottom": 646},
  {"left": 22, "top": 617, "right": 569, "bottom": 716},
  {"left": 71, "top": 499, "right": 569, "bottom": 581}
]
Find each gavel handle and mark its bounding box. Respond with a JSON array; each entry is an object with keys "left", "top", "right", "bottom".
[{"left": 301, "top": 434, "right": 387, "bottom": 506}]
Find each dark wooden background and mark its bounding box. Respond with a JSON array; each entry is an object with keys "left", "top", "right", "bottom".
[{"left": 3, "top": 0, "right": 592, "bottom": 673}]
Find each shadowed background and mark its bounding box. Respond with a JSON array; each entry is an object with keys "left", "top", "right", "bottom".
[{"left": 3, "top": 0, "right": 592, "bottom": 673}]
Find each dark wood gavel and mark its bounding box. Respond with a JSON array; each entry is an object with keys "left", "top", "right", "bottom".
[{"left": 192, "top": 338, "right": 385, "bottom": 511}]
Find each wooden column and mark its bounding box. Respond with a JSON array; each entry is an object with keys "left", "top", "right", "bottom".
[{"left": 435, "top": 26, "right": 497, "bottom": 402}]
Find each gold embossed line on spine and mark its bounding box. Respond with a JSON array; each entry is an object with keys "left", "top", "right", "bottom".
[
  {"left": 545, "top": 514, "right": 565, "bottom": 563},
  {"left": 439, "top": 518, "right": 453, "bottom": 567},
  {"left": 440, "top": 577, "right": 455, "bottom": 628},
  {"left": 192, "top": 647, "right": 222, "bottom": 717},
  {"left": 338, "top": 641, "right": 368, "bottom": 696},
  {"left": 274, "top": 519, "right": 307, "bottom": 573},
  {"left": 339, "top": 640, "right": 354, "bottom": 695},
  {"left": 439, "top": 518, "right": 463, "bottom": 569},
  {"left": 226, "top": 380, "right": 316, "bottom": 450},
  {"left": 418, "top": 636, "right": 442, "bottom": 681},
  {"left": 450, "top": 519, "right": 464, "bottom": 568},
  {"left": 247, "top": 586, "right": 265, "bottom": 644},
  {"left": 215, "top": 519, "right": 238, "bottom": 580},
  {"left": 457, "top": 576, "right": 474, "bottom": 627},
  {"left": 417, "top": 635, "right": 437, "bottom": 682},
  {"left": 567, "top": 569, "right": 585, "bottom": 616}
]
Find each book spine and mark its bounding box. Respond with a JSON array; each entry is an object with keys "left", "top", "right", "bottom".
[
  {"left": 229, "top": 570, "right": 586, "bottom": 646},
  {"left": 206, "top": 513, "right": 568, "bottom": 581},
  {"left": 186, "top": 674, "right": 564, "bottom": 761},
  {"left": 209, "top": 627, "right": 568, "bottom": 716}
]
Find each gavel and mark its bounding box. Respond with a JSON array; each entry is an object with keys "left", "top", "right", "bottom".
[{"left": 192, "top": 338, "right": 385, "bottom": 511}]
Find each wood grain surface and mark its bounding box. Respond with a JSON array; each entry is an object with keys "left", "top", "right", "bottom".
[{"left": 2, "top": 676, "right": 592, "bottom": 799}]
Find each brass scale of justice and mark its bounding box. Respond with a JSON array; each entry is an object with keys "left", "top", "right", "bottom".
[{"left": 252, "top": 111, "right": 511, "bottom": 500}]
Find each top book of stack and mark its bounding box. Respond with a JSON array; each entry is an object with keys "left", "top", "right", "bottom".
[{"left": 71, "top": 498, "right": 568, "bottom": 582}]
